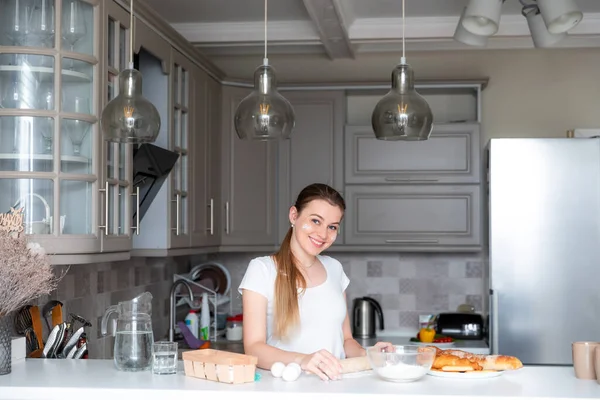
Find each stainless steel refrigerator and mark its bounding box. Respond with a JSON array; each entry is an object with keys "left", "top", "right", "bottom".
[{"left": 488, "top": 138, "right": 600, "bottom": 366}]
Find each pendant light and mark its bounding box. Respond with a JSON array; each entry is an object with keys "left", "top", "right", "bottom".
[
  {"left": 233, "top": 0, "right": 295, "bottom": 141},
  {"left": 371, "top": 0, "right": 433, "bottom": 141},
  {"left": 100, "top": 0, "right": 161, "bottom": 143}
]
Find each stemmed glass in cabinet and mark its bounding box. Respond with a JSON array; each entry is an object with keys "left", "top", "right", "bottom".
[{"left": 61, "top": 0, "right": 86, "bottom": 55}]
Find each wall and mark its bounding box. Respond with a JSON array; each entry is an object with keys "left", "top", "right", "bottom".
[
  {"left": 211, "top": 48, "right": 600, "bottom": 145},
  {"left": 203, "top": 251, "right": 487, "bottom": 335}
]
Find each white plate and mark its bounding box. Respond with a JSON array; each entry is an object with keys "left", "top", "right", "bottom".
[{"left": 427, "top": 369, "right": 504, "bottom": 379}]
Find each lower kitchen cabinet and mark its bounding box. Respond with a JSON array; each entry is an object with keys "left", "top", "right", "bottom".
[{"left": 343, "top": 185, "right": 482, "bottom": 251}]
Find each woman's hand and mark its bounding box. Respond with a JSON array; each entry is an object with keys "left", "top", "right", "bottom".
[
  {"left": 300, "top": 349, "right": 343, "bottom": 381},
  {"left": 372, "top": 341, "right": 395, "bottom": 352}
]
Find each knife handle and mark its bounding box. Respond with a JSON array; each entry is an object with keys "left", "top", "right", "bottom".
[
  {"left": 51, "top": 304, "right": 63, "bottom": 328},
  {"left": 29, "top": 306, "right": 44, "bottom": 350}
]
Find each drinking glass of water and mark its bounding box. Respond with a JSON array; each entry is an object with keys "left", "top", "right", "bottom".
[{"left": 152, "top": 341, "right": 178, "bottom": 375}]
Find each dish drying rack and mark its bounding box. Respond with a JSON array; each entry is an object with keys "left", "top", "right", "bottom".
[{"left": 173, "top": 273, "right": 232, "bottom": 342}]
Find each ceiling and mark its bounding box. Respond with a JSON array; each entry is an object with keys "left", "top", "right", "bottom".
[{"left": 143, "top": 0, "right": 600, "bottom": 59}]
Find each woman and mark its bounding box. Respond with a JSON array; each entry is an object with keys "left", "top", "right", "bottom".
[{"left": 239, "top": 183, "right": 392, "bottom": 381}]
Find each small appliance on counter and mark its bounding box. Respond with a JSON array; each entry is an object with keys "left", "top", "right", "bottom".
[
  {"left": 351, "top": 296, "right": 384, "bottom": 339},
  {"left": 435, "top": 312, "right": 484, "bottom": 340}
]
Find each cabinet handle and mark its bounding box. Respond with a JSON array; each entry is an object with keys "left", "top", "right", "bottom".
[
  {"left": 225, "top": 201, "right": 230, "bottom": 235},
  {"left": 384, "top": 239, "right": 440, "bottom": 244},
  {"left": 207, "top": 198, "right": 214, "bottom": 235},
  {"left": 131, "top": 186, "right": 140, "bottom": 235},
  {"left": 171, "top": 193, "right": 180, "bottom": 236},
  {"left": 384, "top": 178, "right": 440, "bottom": 182},
  {"left": 98, "top": 181, "right": 109, "bottom": 233}
]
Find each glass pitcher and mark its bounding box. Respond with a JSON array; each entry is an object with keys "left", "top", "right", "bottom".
[{"left": 101, "top": 292, "right": 154, "bottom": 371}]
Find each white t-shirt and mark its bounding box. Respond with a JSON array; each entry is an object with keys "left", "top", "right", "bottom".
[{"left": 238, "top": 254, "right": 350, "bottom": 359}]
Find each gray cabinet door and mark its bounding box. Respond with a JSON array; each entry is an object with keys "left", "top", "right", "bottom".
[
  {"left": 190, "top": 66, "right": 209, "bottom": 248},
  {"left": 345, "top": 123, "right": 481, "bottom": 184},
  {"left": 220, "top": 86, "right": 278, "bottom": 246},
  {"left": 204, "top": 77, "right": 222, "bottom": 247},
  {"left": 344, "top": 185, "right": 481, "bottom": 251},
  {"left": 277, "top": 91, "right": 345, "bottom": 244}
]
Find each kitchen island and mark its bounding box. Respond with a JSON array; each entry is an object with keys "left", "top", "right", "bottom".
[{"left": 0, "top": 359, "right": 598, "bottom": 400}]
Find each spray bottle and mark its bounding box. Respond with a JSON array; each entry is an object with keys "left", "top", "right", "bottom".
[{"left": 200, "top": 292, "right": 210, "bottom": 341}]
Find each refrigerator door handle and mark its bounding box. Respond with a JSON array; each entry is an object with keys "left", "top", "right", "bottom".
[{"left": 490, "top": 289, "right": 499, "bottom": 355}]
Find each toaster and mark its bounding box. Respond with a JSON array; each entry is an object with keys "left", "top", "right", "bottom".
[{"left": 435, "top": 312, "right": 485, "bottom": 340}]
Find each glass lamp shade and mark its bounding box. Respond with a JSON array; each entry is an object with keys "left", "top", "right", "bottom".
[
  {"left": 100, "top": 68, "right": 161, "bottom": 143},
  {"left": 371, "top": 63, "right": 433, "bottom": 141},
  {"left": 234, "top": 64, "right": 295, "bottom": 141}
]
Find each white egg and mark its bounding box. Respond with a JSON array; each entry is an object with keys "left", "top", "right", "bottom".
[
  {"left": 282, "top": 363, "right": 302, "bottom": 382},
  {"left": 270, "top": 362, "right": 286, "bottom": 378}
]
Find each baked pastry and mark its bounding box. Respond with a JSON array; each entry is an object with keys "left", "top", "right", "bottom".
[{"left": 421, "top": 346, "right": 523, "bottom": 372}]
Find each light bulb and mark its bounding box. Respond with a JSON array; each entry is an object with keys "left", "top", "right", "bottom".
[
  {"left": 371, "top": 63, "right": 433, "bottom": 141},
  {"left": 234, "top": 64, "right": 295, "bottom": 141},
  {"left": 101, "top": 68, "right": 161, "bottom": 143}
]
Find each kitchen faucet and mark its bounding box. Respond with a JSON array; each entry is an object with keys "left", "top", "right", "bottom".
[{"left": 169, "top": 279, "right": 194, "bottom": 342}]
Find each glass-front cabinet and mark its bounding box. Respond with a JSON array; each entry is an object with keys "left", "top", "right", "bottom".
[
  {"left": 101, "top": 0, "right": 133, "bottom": 252},
  {"left": 0, "top": 0, "right": 100, "bottom": 254},
  {"left": 170, "top": 50, "right": 192, "bottom": 248}
]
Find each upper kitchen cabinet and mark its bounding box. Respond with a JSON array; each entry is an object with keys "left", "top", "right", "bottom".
[
  {"left": 100, "top": 0, "right": 136, "bottom": 254},
  {"left": 277, "top": 91, "right": 345, "bottom": 243},
  {"left": 344, "top": 185, "right": 482, "bottom": 251},
  {"left": 0, "top": 0, "right": 106, "bottom": 259},
  {"left": 195, "top": 75, "right": 222, "bottom": 248},
  {"left": 220, "top": 85, "right": 278, "bottom": 248},
  {"left": 345, "top": 123, "right": 481, "bottom": 184},
  {"left": 168, "top": 49, "right": 194, "bottom": 248}
]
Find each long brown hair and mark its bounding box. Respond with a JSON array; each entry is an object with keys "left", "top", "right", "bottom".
[{"left": 271, "top": 183, "right": 346, "bottom": 339}]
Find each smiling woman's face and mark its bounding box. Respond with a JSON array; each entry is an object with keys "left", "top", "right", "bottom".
[{"left": 289, "top": 199, "right": 344, "bottom": 257}]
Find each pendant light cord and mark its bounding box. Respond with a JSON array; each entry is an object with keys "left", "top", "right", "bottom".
[
  {"left": 129, "top": 0, "right": 134, "bottom": 69},
  {"left": 263, "top": 0, "right": 268, "bottom": 66},
  {"left": 401, "top": 0, "right": 406, "bottom": 65}
]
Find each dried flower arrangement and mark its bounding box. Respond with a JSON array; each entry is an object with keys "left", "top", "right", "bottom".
[{"left": 0, "top": 207, "right": 59, "bottom": 317}]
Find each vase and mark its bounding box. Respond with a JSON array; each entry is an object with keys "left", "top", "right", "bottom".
[{"left": 0, "top": 314, "right": 11, "bottom": 375}]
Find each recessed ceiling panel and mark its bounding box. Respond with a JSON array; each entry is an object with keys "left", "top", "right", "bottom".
[{"left": 144, "top": 0, "right": 312, "bottom": 24}]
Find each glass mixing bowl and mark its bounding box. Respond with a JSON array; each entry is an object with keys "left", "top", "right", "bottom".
[{"left": 366, "top": 345, "right": 436, "bottom": 382}]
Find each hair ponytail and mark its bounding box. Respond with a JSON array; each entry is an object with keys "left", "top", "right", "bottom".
[{"left": 272, "top": 227, "right": 306, "bottom": 340}]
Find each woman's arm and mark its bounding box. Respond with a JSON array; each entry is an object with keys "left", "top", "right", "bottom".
[
  {"left": 242, "top": 289, "right": 307, "bottom": 369},
  {"left": 242, "top": 289, "right": 342, "bottom": 380},
  {"left": 341, "top": 293, "right": 368, "bottom": 358}
]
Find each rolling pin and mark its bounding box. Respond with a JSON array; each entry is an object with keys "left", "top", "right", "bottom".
[{"left": 340, "top": 356, "right": 372, "bottom": 374}]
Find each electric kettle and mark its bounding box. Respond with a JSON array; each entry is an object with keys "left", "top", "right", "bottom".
[{"left": 351, "top": 296, "right": 384, "bottom": 339}]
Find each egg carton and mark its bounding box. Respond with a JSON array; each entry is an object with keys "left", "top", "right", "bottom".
[{"left": 182, "top": 349, "right": 258, "bottom": 384}]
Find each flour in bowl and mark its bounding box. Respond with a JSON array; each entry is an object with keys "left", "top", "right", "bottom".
[{"left": 376, "top": 363, "right": 427, "bottom": 381}]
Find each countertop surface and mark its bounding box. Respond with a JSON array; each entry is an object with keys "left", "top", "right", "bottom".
[{"left": 1, "top": 359, "right": 598, "bottom": 400}]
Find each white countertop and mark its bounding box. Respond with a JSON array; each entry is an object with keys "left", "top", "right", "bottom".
[{"left": 1, "top": 359, "right": 599, "bottom": 400}]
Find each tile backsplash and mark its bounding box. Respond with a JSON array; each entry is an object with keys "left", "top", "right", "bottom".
[
  {"left": 36, "top": 251, "right": 486, "bottom": 359},
  {"left": 203, "top": 252, "right": 488, "bottom": 332},
  {"left": 33, "top": 256, "right": 197, "bottom": 359}
]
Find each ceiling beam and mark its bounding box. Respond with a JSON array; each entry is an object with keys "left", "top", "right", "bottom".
[{"left": 301, "top": 0, "right": 354, "bottom": 59}]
